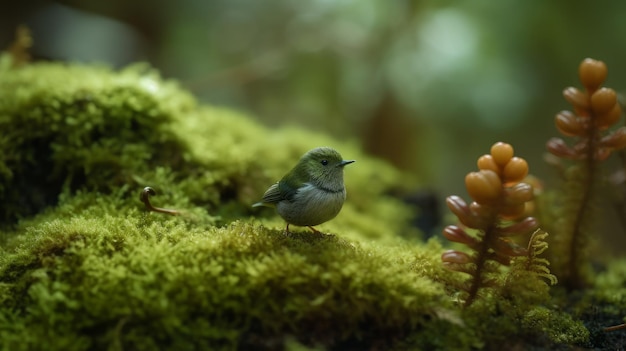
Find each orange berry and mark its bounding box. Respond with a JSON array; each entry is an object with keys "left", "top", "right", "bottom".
[
  {"left": 555, "top": 110, "right": 585, "bottom": 136},
  {"left": 590, "top": 87, "right": 617, "bottom": 115},
  {"left": 477, "top": 154, "right": 500, "bottom": 174},
  {"left": 579, "top": 58, "right": 607, "bottom": 93},
  {"left": 504, "top": 182, "right": 534, "bottom": 206},
  {"left": 503, "top": 157, "right": 528, "bottom": 183},
  {"left": 563, "top": 87, "right": 589, "bottom": 111},
  {"left": 465, "top": 170, "right": 502, "bottom": 204},
  {"left": 597, "top": 103, "right": 622, "bottom": 130},
  {"left": 490, "top": 142, "right": 514, "bottom": 167}
]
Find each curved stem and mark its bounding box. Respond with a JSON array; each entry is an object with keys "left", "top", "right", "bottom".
[{"left": 140, "top": 187, "right": 180, "bottom": 216}]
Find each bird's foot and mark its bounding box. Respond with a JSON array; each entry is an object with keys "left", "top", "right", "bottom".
[
  {"left": 282, "top": 224, "right": 292, "bottom": 236},
  {"left": 308, "top": 226, "right": 332, "bottom": 238}
]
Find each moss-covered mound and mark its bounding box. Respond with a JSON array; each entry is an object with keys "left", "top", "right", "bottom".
[
  {"left": 0, "top": 62, "right": 191, "bottom": 222},
  {"left": 0, "top": 57, "right": 440, "bottom": 350},
  {"left": 0, "top": 58, "right": 415, "bottom": 241},
  {"left": 0, "top": 194, "right": 460, "bottom": 350},
  {"left": 0, "top": 57, "right": 616, "bottom": 350}
]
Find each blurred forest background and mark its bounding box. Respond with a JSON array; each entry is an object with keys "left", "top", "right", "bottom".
[{"left": 2, "top": 1, "right": 626, "bottom": 243}]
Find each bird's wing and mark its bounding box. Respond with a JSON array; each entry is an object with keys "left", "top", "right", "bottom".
[
  {"left": 260, "top": 180, "right": 299, "bottom": 204},
  {"left": 257, "top": 183, "right": 283, "bottom": 205},
  {"left": 277, "top": 180, "right": 299, "bottom": 201}
]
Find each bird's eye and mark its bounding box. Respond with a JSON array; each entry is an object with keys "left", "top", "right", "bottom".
[{"left": 321, "top": 160, "right": 329, "bottom": 166}]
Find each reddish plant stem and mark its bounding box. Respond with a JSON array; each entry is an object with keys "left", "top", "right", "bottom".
[
  {"left": 566, "top": 110, "right": 598, "bottom": 289},
  {"left": 464, "top": 221, "right": 497, "bottom": 307},
  {"left": 604, "top": 323, "right": 626, "bottom": 332}
]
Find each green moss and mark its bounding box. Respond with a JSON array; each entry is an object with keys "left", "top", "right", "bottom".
[
  {"left": 567, "top": 258, "right": 626, "bottom": 348},
  {"left": 0, "top": 61, "right": 192, "bottom": 222},
  {"left": 0, "top": 201, "right": 456, "bottom": 350}
]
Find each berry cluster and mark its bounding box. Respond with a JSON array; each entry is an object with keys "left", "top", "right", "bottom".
[
  {"left": 442, "top": 142, "right": 539, "bottom": 306},
  {"left": 547, "top": 58, "right": 626, "bottom": 160}
]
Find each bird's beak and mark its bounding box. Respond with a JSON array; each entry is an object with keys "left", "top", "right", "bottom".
[{"left": 339, "top": 160, "right": 355, "bottom": 167}]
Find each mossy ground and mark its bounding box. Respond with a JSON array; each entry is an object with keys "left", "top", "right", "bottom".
[
  {"left": 0, "top": 200, "right": 454, "bottom": 350},
  {"left": 0, "top": 57, "right": 624, "bottom": 350}
]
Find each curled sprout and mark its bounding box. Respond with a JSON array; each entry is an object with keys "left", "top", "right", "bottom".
[{"left": 140, "top": 187, "right": 180, "bottom": 216}]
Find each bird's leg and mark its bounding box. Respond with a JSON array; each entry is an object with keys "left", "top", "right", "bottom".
[
  {"left": 283, "top": 223, "right": 291, "bottom": 235},
  {"left": 307, "top": 226, "right": 321, "bottom": 234}
]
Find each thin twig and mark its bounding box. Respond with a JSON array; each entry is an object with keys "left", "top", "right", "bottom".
[{"left": 604, "top": 323, "right": 626, "bottom": 332}]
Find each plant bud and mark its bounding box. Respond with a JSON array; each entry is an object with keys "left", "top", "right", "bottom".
[
  {"left": 465, "top": 170, "right": 502, "bottom": 204},
  {"left": 446, "top": 196, "right": 483, "bottom": 228},
  {"left": 466, "top": 202, "right": 493, "bottom": 229},
  {"left": 497, "top": 217, "right": 539, "bottom": 236},
  {"left": 503, "top": 182, "right": 534, "bottom": 205},
  {"left": 579, "top": 58, "right": 607, "bottom": 93},
  {"left": 477, "top": 154, "right": 500, "bottom": 174},
  {"left": 594, "top": 148, "right": 611, "bottom": 161},
  {"left": 600, "top": 127, "right": 626, "bottom": 149},
  {"left": 590, "top": 87, "right": 617, "bottom": 116},
  {"left": 572, "top": 140, "right": 589, "bottom": 156},
  {"left": 555, "top": 110, "right": 585, "bottom": 136},
  {"left": 562, "top": 87, "right": 589, "bottom": 110},
  {"left": 546, "top": 137, "right": 578, "bottom": 159},
  {"left": 446, "top": 195, "right": 469, "bottom": 215},
  {"left": 490, "top": 142, "right": 514, "bottom": 167},
  {"left": 503, "top": 157, "right": 529, "bottom": 183},
  {"left": 443, "top": 225, "right": 479, "bottom": 247},
  {"left": 597, "top": 103, "right": 622, "bottom": 130},
  {"left": 469, "top": 201, "right": 492, "bottom": 218},
  {"left": 441, "top": 250, "right": 472, "bottom": 264}
]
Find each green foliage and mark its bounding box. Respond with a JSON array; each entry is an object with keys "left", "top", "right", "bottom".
[{"left": 502, "top": 230, "right": 557, "bottom": 305}]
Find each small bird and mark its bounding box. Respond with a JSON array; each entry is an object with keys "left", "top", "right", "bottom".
[{"left": 253, "top": 147, "right": 355, "bottom": 233}]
